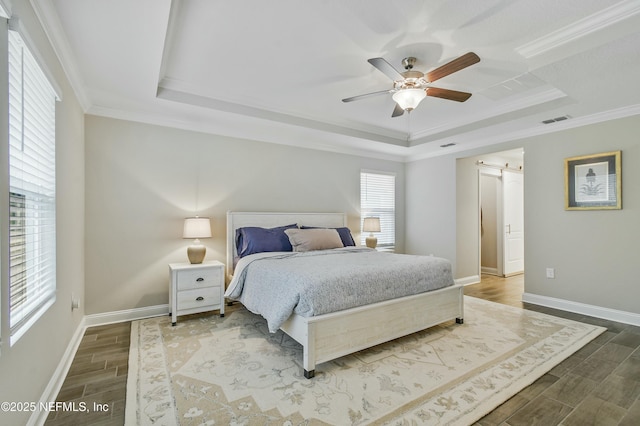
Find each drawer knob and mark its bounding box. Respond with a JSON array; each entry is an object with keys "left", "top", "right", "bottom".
[
  {"left": 196, "top": 296, "right": 204, "bottom": 301},
  {"left": 196, "top": 277, "right": 204, "bottom": 282}
]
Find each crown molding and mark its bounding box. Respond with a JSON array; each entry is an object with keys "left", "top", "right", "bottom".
[
  {"left": 410, "top": 87, "right": 567, "bottom": 142},
  {"left": 406, "top": 103, "right": 640, "bottom": 162},
  {"left": 156, "top": 0, "right": 182, "bottom": 89},
  {"left": 157, "top": 82, "right": 409, "bottom": 147},
  {"left": 517, "top": 0, "right": 640, "bottom": 59},
  {"left": 89, "top": 100, "right": 640, "bottom": 165},
  {"left": 88, "top": 104, "right": 409, "bottom": 163},
  {"left": 0, "top": 0, "right": 10, "bottom": 18},
  {"left": 30, "top": 0, "right": 91, "bottom": 111}
]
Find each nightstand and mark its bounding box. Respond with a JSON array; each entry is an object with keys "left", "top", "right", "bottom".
[{"left": 169, "top": 260, "right": 225, "bottom": 325}]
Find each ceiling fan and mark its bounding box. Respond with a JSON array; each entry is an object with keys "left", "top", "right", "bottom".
[{"left": 342, "top": 52, "right": 480, "bottom": 117}]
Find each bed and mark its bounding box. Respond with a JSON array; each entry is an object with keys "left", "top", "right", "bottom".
[{"left": 225, "top": 211, "right": 464, "bottom": 379}]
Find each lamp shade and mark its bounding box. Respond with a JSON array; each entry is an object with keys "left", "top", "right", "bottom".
[
  {"left": 392, "top": 88, "right": 426, "bottom": 111},
  {"left": 362, "top": 217, "right": 381, "bottom": 233},
  {"left": 182, "top": 217, "right": 212, "bottom": 239}
]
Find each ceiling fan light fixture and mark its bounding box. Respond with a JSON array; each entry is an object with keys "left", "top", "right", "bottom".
[{"left": 392, "top": 88, "right": 426, "bottom": 111}]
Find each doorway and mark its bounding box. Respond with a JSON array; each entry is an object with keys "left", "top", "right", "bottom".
[{"left": 478, "top": 149, "right": 524, "bottom": 277}]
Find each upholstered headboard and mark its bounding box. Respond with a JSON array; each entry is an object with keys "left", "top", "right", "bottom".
[{"left": 225, "top": 211, "right": 348, "bottom": 281}]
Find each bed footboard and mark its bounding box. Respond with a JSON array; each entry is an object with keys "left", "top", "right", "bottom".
[{"left": 280, "top": 284, "right": 464, "bottom": 378}]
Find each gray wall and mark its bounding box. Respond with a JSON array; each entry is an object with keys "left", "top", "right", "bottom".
[
  {"left": 84, "top": 115, "right": 405, "bottom": 314},
  {"left": 523, "top": 117, "right": 638, "bottom": 313},
  {"left": 405, "top": 155, "right": 458, "bottom": 268},
  {"left": 406, "top": 115, "right": 640, "bottom": 316},
  {"left": 0, "top": 1, "right": 86, "bottom": 424}
]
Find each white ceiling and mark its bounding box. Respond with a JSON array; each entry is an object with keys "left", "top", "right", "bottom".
[{"left": 34, "top": 0, "right": 640, "bottom": 161}]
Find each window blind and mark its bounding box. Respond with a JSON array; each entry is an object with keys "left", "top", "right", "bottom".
[
  {"left": 360, "top": 171, "right": 395, "bottom": 250},
  {"left": 8, "top": 29, "right": 57, "bottom": 342}
]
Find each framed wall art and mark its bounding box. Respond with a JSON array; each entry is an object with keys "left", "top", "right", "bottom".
[{"left": 565, "top": 150, "right": 621, "bottom": 210}]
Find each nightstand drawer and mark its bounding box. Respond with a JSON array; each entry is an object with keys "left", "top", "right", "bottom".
[
  {"left": 177, "top": 287, "right": 221, "bottom": 310},
  {"left": 169, "top": 260, "right": 225, "bottom": 325},
  {"left": 177, "top": 268, "right": 223, "bottom": 291}
]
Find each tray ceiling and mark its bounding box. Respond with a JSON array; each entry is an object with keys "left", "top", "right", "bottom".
[{"left": 34, "top": 0, "right": 640, "bottom": 161}]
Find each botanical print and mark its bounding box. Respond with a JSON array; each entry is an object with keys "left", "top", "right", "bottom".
[
  {"left": 565, "top": 150, "right": 621, "bottom": 210},
  {"left": 126, "top": 297, "right": 604, "bottom": 425},
  {"left": 575, "top": 161, "right": 608, "bottom": 202}
]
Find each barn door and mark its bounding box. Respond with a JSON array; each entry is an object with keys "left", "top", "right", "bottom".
[{"left": 502, "top": 170, "right": 524, "bottom": 276}]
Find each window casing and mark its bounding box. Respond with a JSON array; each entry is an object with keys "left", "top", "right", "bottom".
[
  {"left": 360, "top": 171, "right": 395, "bottom": 250},
  {"left": 7, "top": 29, "right": 57, "bottom": 344}
]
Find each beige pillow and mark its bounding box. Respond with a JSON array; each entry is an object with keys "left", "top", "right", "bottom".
[{"left": 284, "top": 228, "right": 344, "bottom": 252}]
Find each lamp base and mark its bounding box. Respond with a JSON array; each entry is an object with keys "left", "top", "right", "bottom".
[
  {"left": 187, "top": 244, "right": 206, "bottom": 264},
  {"left": 365, "top": 236, "right": 378, "bottom": 249}
]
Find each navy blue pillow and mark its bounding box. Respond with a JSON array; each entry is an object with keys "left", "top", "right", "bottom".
[
  {"left": 300, "top": 225, "right": 356, "bottom": 247},
  {"left": 236, "top": 224, "right": 297, "bottom": 258}
]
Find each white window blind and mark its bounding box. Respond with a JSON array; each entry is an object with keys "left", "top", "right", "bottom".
[
  {"left": 8, "top": 29, "right": 57, "bottom": 343},
  {"left": 360, "top": 171, "right": 395, "bottom": 250}
]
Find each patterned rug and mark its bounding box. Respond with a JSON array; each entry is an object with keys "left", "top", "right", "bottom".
[{"left": 125, "top": 296, "right": 604, "bottom": 425}]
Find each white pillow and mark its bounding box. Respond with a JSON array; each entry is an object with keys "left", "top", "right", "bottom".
[{"left": 284, "top": 228, "right": 344, "bottom": 252}]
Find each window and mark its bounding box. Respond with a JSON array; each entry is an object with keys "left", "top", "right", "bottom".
[
  {"left": 8, "top": 29, "right": 57, "bottom": 344},
  {"left": 360, "top": 171, "right": 395, "bottom": 250}
]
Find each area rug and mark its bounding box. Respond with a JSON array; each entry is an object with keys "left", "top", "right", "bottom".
[{"left": 125, "top": 296, "right": 604, "bottom": 425}]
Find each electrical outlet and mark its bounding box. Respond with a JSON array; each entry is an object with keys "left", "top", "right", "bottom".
[
  {"left": 71, "top": 293, "right": 80, "bottom": 310},
  {"left": 546, "top": 268, "right": 555, "bottom": 279}
]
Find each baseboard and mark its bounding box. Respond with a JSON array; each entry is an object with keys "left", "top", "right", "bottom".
[
  {"left": 522, "top": 293, "right": 640, "bottom": 327},
  {"left": 84, "top": 304, "right": 170, "bottom": 327},
  {"left": 481, "top": 267, "right": 498, "bottom": 275},
  {"left": 455, "top": 275, "right": 481, "bottom": 286},
  {"left": 28, "top": 317, "right": 87, "bottom": 426},
  {"left": 29, "top": 304, "right": 170, "bottom": 425}
]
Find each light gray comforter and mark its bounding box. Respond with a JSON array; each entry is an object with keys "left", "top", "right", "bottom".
[{"left": 225, "top": 247, "right": 454, "bottom": 333}]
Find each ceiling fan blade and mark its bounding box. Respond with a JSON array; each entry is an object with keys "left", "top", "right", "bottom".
[
  {"left": 427, "top": 87, "right": 472, "bottom": 102},
  {"left": 426, "top": 52, "right": 480, "bottom": 83},
  {"left": 368, "top": 57, "right": 404, "bottom": 80},
  {"left": 391, "top": 103, "right": 405, "bottom": 117},
  {"left": 342, "top": 90, "right": 392, "bottom": 103}
]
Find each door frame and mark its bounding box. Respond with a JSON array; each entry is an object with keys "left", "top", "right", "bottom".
[{"left": 478, "top": 168, "right": 504, "bottom": 277}]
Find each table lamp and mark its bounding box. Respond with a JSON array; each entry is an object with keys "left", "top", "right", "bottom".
[
  {"left": 363, "top": 217, "right": 381, "bottom": 249},
  {"left": 183, "top": 216, "right": 211, "bottom": 264}
]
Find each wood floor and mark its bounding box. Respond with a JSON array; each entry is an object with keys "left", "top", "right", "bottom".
[
  {"left": 44, "top": 322, "right": 130, "bottom": 425},
  {"left": 46, "top": 275, "right": 640, "bottom": 425},
  {"left": 468, "top": 274, "right": 640, "bottom": 426}
]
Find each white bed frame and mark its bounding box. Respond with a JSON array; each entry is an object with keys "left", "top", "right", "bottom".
[{"left": 226, "top": 211, "right": 464, "bottom": 378}]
